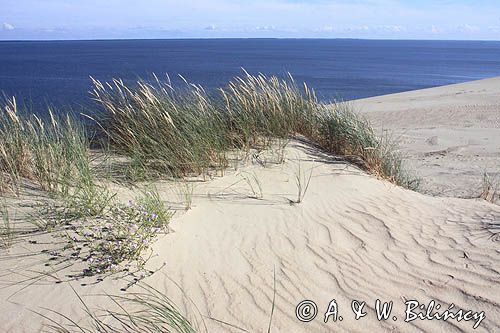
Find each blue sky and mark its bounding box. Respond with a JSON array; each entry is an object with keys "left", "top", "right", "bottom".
[{"left": 1, "top": 0, "right": 500, "bottom": 40}]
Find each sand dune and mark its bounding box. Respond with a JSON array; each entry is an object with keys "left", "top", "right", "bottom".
[
  {"left": 142, "top": 141, "right": 500, "bottom": 333},
  {"left": 353, "top": 77, "right": 500, "bottom": 199},
  {"left": 1, "top": 79, "right": 500, "bottom": 332}
]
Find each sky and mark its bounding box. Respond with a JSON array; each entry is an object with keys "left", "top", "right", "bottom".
[{"left": 1, "top": 0, "right": 500, "bottom": 40}]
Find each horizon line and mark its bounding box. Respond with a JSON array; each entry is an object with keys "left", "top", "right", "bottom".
[{"left": 2, "top": 36, "right": 500, "bottom": 43}]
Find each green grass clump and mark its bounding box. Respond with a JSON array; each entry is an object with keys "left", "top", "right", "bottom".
[
  {"left": 0, "top": 201, "right": 12, "bottom": 249},
  {"left": 0, "top": 97, "right": 90, "bottom": 194},
  {"left": 41, "top": 284, "right": 198, "bottom": 333},
  {"left": 221, "top": 71, "right": 319, "bottom": 146},
  {"left": 90, "top": 77, "right": 230, "bottom": 178},
  {"left": 90, "top": 71, "right": 418, "bottom": 189},
  {"left": 313, "top": 103, "right": 420, "bottom": 190}
]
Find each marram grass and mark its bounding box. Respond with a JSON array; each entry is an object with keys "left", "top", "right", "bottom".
[
  {"left": 0, "top": 97, "right": 91, "bottom": 194},
  {"left": 0, "top": 72, "right": 418, "bottom": 191},
  {"left": 1, "top": 72, "right": 420, "bottom": 333},
  {"left": 89, "top": 71, "right": 419, "bottom": 189}
]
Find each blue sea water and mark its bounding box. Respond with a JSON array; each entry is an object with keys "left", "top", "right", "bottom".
[{"left": 1, "top": 39, "right": 500, "bottom": 110}]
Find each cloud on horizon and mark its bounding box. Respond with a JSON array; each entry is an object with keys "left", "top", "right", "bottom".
[
  {"left": 2, "top": 22, "right": 15, "bottom": 31},
  {"left": 1, "top": 0, "right": 500, "bottom": 40}
]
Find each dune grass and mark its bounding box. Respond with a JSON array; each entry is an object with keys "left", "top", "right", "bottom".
[
  {"left": 89, "top": 71, "right": 418, "bottom": 189},
  {"left": 0, "top": 97, "right": 91, "bottom": 194},
  {"left": 40, "top": 284, "right": 198, "bottom": 333},
  {"left": 1, "top": 73, "right": 418, "bottom": 193},
  {"left": 0, "top": 201, "right": 12, "bottom": 249},
  {"left": 0, "top": 97, "right": 172, "bottom": 276},
  {"left": 89, "top": 76, "right": 230, "bottom": 179},
  {"left": 0, "top": 71, "right": 419, "bottom": 276},
  {"left": 1, "top": 72, "right": 420, "bottom": 332}
]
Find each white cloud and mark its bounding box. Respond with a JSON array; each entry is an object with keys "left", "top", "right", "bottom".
[
  {"left": 377, "top": 25, "right": 406, "bottom": 33},
  {"left": 319, "top": 25, "right": 335, "bottom": 33},
  {"left": 254, "top": 25, "right": 276, "bottom": 31},
  {"left": 489, "top": 26, "right": 500, "bottom": 33},
  {"left": 457, "top": 24, "right": 480, "bottom": 33},
  {"left": 2, "top": 0, "right": 500, "bottom": 39},
  {"left": 2, "top": 22, "right": 15, "bottom": 31}
]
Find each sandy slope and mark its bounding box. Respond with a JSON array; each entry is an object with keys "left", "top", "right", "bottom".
[
  {"left": 352, "top": 77, "right": 500, "bottom": 199},
  {"left": 1, "top": 140, "right": 499, "bottom": 333},
  {"left": 141, "top": 141, "right": 500, "bottom": 333},
  {"left": 1, "top": 79, "right": 500, "bottom": 333}
]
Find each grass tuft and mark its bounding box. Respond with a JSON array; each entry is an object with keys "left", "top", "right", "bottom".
[
  {"left": 40, "top": 283, "right": 198, "bottom": 333},
  {"left": 0, "top": 201, "right": 13, "bottom": 249},
  {"left": 0, "top": 97, "right": 91, "bottom": 194},
  {"left": 89, "top": 71, "right": 418, "bottom": 189}
]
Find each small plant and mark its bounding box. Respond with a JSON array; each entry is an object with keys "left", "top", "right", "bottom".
[
  {"left": 272, "top": 138, "right": 289, "bottom": 165},
  {"left": 40, "top": 283, "right": 199, "bottom": 333},
  {"left": 34, "top": 186, "right": 171, "bottom": 276},
  {"left": 291, "top": 159, "right": 313, "bottom": 204},
  {"left": 241, "top": 171, "right": 264, "bottom": 199},
  {"left": 178, "top": 181, "right": 195, "bottom": 210},
  {"left": 0, "top": 201, "right": 13, "bottom": 249},
  {"left": 71, "top": 188, "right": 171, "bottom": 276},
  {"left": 480, "top": 172, "right": 498, "bottom": 203},
  {"left": 64, "top": 184, "right": 117, "bottom": 220}
]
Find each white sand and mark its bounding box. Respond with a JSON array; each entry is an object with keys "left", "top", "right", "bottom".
[
  {"left": 352, "top": 77, "right": 500, "bottom": 199},
  {"left": 1, "top": 79, "right": 499, "bottom": 333}
]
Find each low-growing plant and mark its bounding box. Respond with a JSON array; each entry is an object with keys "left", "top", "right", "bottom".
[
  {"left": 270, "top": 138, "right": 289, "bottom": 165},
  {"left": 241, "top": 171, "right": 264, "bottom": 199},
  {"left": 40, "top": 283, "right": 199, "bottom": 333},
  {"left": 64, "top": 184, "right": 117, "bottom": 221},
  {"left": 0, "top": 201, "right": 13, "bottom": 248},
  {"left": 480, "top": 171, "right": 498, "bottom": 203},
  {"left": 177, "top": 181, "right": 195, "bottom": 210},
  {"left": 291, "top": 159, "right": 314, "bottom": 204},
  {"left": 59, "top": 188, "right": 172, "bottom": 276}
]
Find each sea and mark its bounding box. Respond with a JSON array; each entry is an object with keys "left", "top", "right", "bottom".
[{"left": 1, "top": 39, "right": 500, "bottom": 111}]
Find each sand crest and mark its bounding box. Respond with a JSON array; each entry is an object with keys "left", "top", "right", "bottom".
[{"left": 353, "top": 77, "right": 500, "bottom": 200}]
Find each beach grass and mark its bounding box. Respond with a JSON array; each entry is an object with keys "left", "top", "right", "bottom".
[
  {"left": 0, "top": 201, "right": 12, "bottom": 249},
  {"left": 89, "top": 71, "right": 418, "bottom": 189},
  {"left": 40, "top": 284, "right": 198, "bottom": 333},
  {"left": 0, "top": 71, "right": 419, "bottom": 276},
  {"left": 0, "top": 71, "right": 422, "bottom": 332},
  {"left": 0, "top": 73, "right": 418, "bottom": 193},
  {"left": 0, "top": 97, "right": 91, "bottom": 194}
]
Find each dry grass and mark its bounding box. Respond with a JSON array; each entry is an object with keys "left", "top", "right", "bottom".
[
  {"left": 89, "top": 71, "right": 419, "bottom": 189},
  {"left": 0, "top": 71, "right": 419, "bottom": 279},
  {"left": 1, "top": 71, "right": 421, "bottom": 333},
  {"left": 0, "top": 97, "right": 90, "bottom": 194},
  {"left": 480, "top": 172, "right": 498, "bottom": 203}
]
